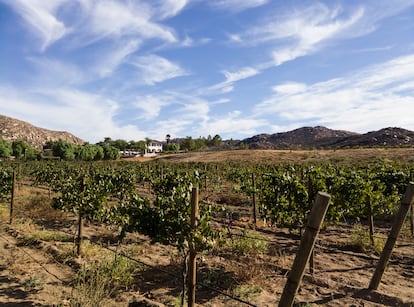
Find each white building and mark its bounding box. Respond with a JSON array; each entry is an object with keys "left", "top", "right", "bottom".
[{"left": 144, "top": 141, "right": 163, "bottom": 157}]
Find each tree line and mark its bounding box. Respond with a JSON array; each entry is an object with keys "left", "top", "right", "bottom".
[
  {"left": 0, "top": 138, "right": 122, "bottom": 161},
  {"left": 0, "top": 133, "right": 228, "bottom": 161}
]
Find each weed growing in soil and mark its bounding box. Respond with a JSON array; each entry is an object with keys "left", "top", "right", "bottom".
[
  {"left": 23, "top": 275, "right": 43, "bottom": 290},
  {"left": 350, "top": 223, "right": 386, "bottom": 254},
  {"left": 17, "top": 230, "right": 72, "bottom": 246},
  {"left": 234, "top": 284, "right": 262, "bottom": 299},
  {"left": 227, "top": 230, "right": 268, "bottom": 255},
  {"left": 70, "top": 255, "right": 140, "bottom": 306}
]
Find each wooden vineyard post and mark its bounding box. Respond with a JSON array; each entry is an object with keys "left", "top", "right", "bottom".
[
  {"left": 204, "top": 165, "right": 208, "bottom": 192},
  {"left": 410, "top": 203, "right": 414, "bottom": 237},
  {"left": 76, "top": 212, "right": 83, "bottom": 257},
  {"left": 279, "top": 192, "right": 331, "bottom": 307},
  {"left": 76, "top": 177, "right": 86, "bottom": 257},
  {"left": 9, "top": 171, "right": 16, "bottom": 224},
  {"left": 188, "top": 187, "right": 199, "bottom": 307},
  {"left": 367, "top": 195, "right": 374, "bottom": 246},
  {"left": 369, "top": 182, "right": 414, "bottom": 290},
  {"left": 309, "top": 250, "right": 315, "bottom": 276},
  {"left": 411, "top": 171, "right": 414, "bottom": 237},
  {"left": 252, "top": 173, "right": 257, "bottom": 225}
]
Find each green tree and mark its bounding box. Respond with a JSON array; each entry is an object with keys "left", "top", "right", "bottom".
[
  {"left": 101, "top": 144, "right": 120, "bottom": 160},
  {"left": 0, "top": 138, "right": 12, "bottom": 158},
  {"left": 194, "top": 137, "right": 206, "bottom": 151},
  {"left": 76, "top": 144, "right": 102, "bottom": 161},
  {"left": 12, "top": 139, "right": 38, "bottom": 160},
  {"left": 180, "top": 137, "right": 195, "bottom": 151},
  {"left": 52, "top": 140, "right": 77, "bottom": 161},
  {"left": 112, "top": 139, "right": 128, "bottom": 151},
  {"left": 163, "top": 142, "right": 180, "bottom": 152},
  {"left": 212, "top": 134, "right": 222, "bottom": 147}
]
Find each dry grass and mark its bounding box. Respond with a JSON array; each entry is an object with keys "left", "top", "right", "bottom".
[
  {"left": 14, "top": 185, "right": 70, "bottom": 224},
  {"left": 153, "top": 148, "right": 414, "bottom": 164}
]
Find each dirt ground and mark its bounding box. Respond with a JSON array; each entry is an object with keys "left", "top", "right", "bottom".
[
  {"left": 0, "top": 148, "right": 413, "bottom": 306},
  {"left": 0, "top": 215, "right": 413, "bottom": 306}
]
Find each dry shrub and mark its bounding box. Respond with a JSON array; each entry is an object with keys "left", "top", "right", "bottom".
[
  {"left": 231, "top": 256, "right": 268, "bottom": 284},
  {"left": 0, "top": 202, "right": 9, "bottom": 221},
  {"left": 17, "top": 189, "right": 69, "bottom": 223},
  {"left": 69, "top": 255, "right": 140, "bottom": 307}
]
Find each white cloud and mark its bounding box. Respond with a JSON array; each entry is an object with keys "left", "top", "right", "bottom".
[
  {"left": 132, "top": 91, "right": 212, "bottom": 140},
  {"left": 134, "top": 95, "right": 173, "bottom": 120},
  {"left": 254, "top": 54, "right": 414, "bottom": 132},
  {"left": 180, "top": 35, "right": 211, "bottom": 47},
  {"left": 231, "top": 3, "right": 365, "bottom": 66},
  {"left": 208, "top": 66, "right": 259, "bottom": 94},
  {"left": 96, "top": 40, "right": 141, "bottom": 78},
  {"left": 3, "top": 0, "right": 179, "bottom": 51},
  {"left": 130, "top": 54, "right": 189, "bottom": 85},
  {"left": 211, "top": 98, "right": 231, "bottom": 105},
  {"left": 210, "top": 0, "right": 269, "bottom": 12},
  {"left": 272, "top": 82, "right": 307, "bottom": 95},
  {"left": 200, "top": 110, "right": 266, "bottom": 137},
  {"left": 223, "top": 67, "right": 259, "bottom": 83},
  {"left": 154, "top": 0, "right": 189, "bottom": 19},
  {"left": 0, "top": 85, "right": 146, "bottom": 142},
  {"left": 28, "top": 57, "right": 85, "bottom": 86},
  {"left": 3, "top": 0, "right": 68, "bottom": 50},
  {"left": 86, "top": 1, "right": 177, "bottom": 43}
]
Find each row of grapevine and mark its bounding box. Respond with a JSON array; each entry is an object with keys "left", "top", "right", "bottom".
[{"left": 3, "top": 160, "right": 413, "bottom": 234}]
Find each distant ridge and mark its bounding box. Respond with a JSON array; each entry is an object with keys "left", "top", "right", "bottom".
[
  {"left": 0, "top": 115, "right": 84, "bottom": 150},
  {"left": 242, "top": 126, "right": 414, "bottom": 149}
]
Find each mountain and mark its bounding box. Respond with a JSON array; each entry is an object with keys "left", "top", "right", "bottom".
[
  {"left": 242, "top": 126, "right": 414, "bottom": 149},
  {"left": 242, "top": 126, "right": 358, "bottom": 149},
  {"left": 335, "top": 127, "right": 414, "bottom": 148},
  {"left": 0, "top": 115, "right": 84, "bottom": 150}
]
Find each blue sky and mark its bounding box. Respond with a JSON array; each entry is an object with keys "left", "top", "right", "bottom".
[{"left": 1, "top": 0, "right": 414, "bottom": 143}]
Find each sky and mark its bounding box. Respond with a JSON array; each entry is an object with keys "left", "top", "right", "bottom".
[{"left": 1, "top": 0, "right": 414, "bottom": 144}]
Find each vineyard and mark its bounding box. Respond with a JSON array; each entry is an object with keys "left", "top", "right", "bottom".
[{"left": 0, "top": 150, "right": 413, "bottom": 306}]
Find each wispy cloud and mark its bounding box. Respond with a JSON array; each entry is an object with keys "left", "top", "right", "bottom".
[
  {"left": 129, "top": 54, "right": 189, "bottom": 85},
  {"left": 208, "top": 66, "right": 259, "bottom": 94},
  {"left": 84, "top": 1, "right": 177, "bottom": 44},
  {"left": 200, "top": 110, "right": 266, "bottom": 137},
  {"left": 0, "top": 85, "right": 146, "bottom": 142},
  {"left": 3, "top": 0, "right": 68, "bottom": 50},
  {"left": 95, "top": 40, "right": 141, "bottom": 78},
  {"left": 255, "top": 54, "right": 414, "bottom": 132},
  {"left": 154, "top": 0, "right": 189, "bottom": 19},
  {"left": 134, "top": 94, "right": 173, "bottom": 120},
  {"left": 5, "top": 0, "right": 180, "bottom": 51},
  {"left": 215, "top": 1, "right": 414, "bottom": 96},
  {"left": 231, "top": 3, "right": 365, "bottom": 66},
  {"left": 27, "top": 56, "right": 85, "bottom": 86},
  {"left": 209, "top": 0, "right": 269, "bottom": 12},
  {"left": 140, "top": 92, "right": 211, "bottom": 139}
]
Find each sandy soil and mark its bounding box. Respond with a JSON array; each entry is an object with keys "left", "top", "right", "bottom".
[{"left": 0, "top": 214, "right": 412, "bottom": 306}]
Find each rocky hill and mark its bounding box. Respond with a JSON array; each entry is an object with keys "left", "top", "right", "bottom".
[
  {"left": 0, "top": 115, "right": 84, "bottom": 150},
  {"left": 242, "top": 126, "right": 414, "bottom": 149}
]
